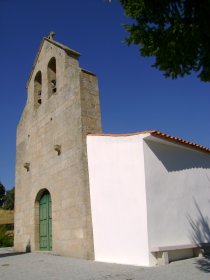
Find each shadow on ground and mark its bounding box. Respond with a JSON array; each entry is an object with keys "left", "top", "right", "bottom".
[
  {"left": 195, "top": 256, "right": 210, "bottom": 273},
  {"left": 0, "top": 251, "right": 28, "bottom": 258}
]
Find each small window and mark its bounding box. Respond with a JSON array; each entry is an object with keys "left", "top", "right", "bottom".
[
  {"left": 34, "top": 71, "right": 42, "bottom": 109},
  {"left": 48, "top": 57, "right": 57, "bottom": 97}
]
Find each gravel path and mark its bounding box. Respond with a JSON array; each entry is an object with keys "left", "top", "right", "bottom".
[{"left": 0, "top": 247, "right": 210, "bottom": 280}]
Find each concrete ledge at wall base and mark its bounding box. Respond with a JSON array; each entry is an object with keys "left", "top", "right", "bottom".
[
  {"left": 151, "top": 243, "right": 210, "bottom": 265},
  {"left": 151, "top": 244, "right": 199, "bottom": 252}
]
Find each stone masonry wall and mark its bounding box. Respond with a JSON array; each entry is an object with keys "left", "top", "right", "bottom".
[{"left": 14, "top": 38, "right": 102, "bottom": 259}]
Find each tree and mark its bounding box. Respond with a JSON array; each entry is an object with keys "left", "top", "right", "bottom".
[
  {"left": 3, "top": 187, "right": 15, "bottom": 210},
  {"left": 118, "top": 0, "right": 210, "bottom": 81},
  {"left": 0, "top": 182, "right": 5, "bottom": 208}
]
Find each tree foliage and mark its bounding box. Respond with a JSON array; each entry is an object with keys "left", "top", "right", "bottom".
[
  {"left": 0, "top": 225, "right": 14, "bottom": 247},
  {"left": 0, "top": 183, "right": 15, "bottom": 210},
  {"left": 3, "top": 187, "right": 15, "bottom": 210},
  {"left": 119, "top": 0, "right": 210, "bottom": 81},
  {"left": 0, "top": 182, "right": 6, "bottom": 208}
]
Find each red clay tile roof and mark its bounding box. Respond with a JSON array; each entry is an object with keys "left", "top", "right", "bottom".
[{"left": 87, "top": 130, "right": 210, "bottom": 154}]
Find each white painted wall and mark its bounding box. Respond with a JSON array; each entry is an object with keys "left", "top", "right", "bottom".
[
  {"left": 87, "top": 135, "right": 150, "bottom": 266},
  {"left": 143, "top": 137, "right": 210, "bottom": 265}
]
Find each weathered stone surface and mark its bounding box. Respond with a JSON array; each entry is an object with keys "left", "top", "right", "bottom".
[{"left": 14, "top": 37, "right": 102, "bottom": 259}]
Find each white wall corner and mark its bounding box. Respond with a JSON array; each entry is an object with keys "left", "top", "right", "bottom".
[{"left": 87, "top": 135, "right": 152, "bottom": 266}]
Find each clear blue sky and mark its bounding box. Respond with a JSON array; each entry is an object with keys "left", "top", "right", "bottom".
[{"left": 1, "top": 0, "right": 210, "bottom": 189}]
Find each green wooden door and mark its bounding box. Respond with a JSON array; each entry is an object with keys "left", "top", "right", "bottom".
[{"left": 39, "top": 191, "right": 52, "bottom": 251}]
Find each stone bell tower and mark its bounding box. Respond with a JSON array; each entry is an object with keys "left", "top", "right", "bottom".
[{"left": 14, "top": 33, "right": 102, "bottom": 259}]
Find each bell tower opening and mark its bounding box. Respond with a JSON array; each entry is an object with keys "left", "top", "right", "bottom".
[
  {"left": 48, "top": 57, "right": 57, "bottom": 97},
  {"left": 34, "top": 71, "right": 42, "bottom": 109}
]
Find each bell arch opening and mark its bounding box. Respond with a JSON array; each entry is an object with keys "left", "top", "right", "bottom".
[
  {"left": 34, "top": 71, "right": 42, "bottom": 109},
  {"left": 48, "top": 57, "right": 57, "bottom": 97}
]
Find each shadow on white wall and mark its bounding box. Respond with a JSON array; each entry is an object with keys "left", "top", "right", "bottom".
[
  {"left": 187, "top": 199, "right": 210, "bottom": 273},
  {"left": 145, "top": 140, "right": 210, "bottom": 171}
]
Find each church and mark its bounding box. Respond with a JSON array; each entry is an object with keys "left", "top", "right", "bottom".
[{"left": 14, "top": 34, "right": 210, "bottom": 266}]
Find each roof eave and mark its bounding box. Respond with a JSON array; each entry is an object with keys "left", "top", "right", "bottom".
[
  {"left": 147, "top": 131, "right": 210, "bottom": 155},
  {"left": 87, "top": 130, "right": 210, "bottom": 155}
]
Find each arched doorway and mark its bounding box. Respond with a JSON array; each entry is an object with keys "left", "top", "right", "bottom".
[{"left": 39, "top": 190, "right": 52, "bottom": 250}]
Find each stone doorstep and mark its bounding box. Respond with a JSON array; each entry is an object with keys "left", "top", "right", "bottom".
[{"left": 33, "top": 250, "right": 60, "bottom": 256}]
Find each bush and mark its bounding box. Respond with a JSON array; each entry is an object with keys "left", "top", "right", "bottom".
[{"left": 0, "top": 225, "right": 14, "bottom": 247}]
